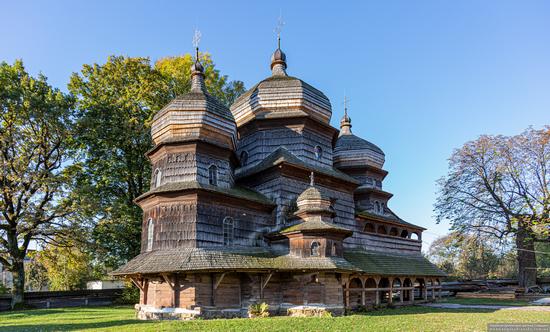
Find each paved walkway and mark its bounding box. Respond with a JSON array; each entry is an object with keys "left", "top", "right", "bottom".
[{"left": 422, "top": 303, "right": 550, "bottom": 311}]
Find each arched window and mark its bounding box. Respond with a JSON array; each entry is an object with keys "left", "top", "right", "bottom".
[
  {"left": 146, "top": 218, "right": 154, "bottom": 251},
  {"left": 401, "top": 229, "right": 409, "bottom": 238},
  {"left": 411, "top": 232, "right": 420, "bottom": 241},
  {"left": 223, "top": 217, "right": 234, "bottom": 245},
  {"left": 240, "top": 151, "right": 248, "bottom": 166},
  {"left": 374, "top": 201, "right": 381, "bottom": 214},
  {"left": 331, "top": 242, "right": 337, "bottom": 256},
  {"left": 377, "top": 225, "right": 387, "bottom": 235},
  {"left": 364, "top": 223, "right": 375, "bottom": 233},
  {"left": 208, "top": 165, "right": 218, "bottom": 186},
  {"left": 314, "top": 146, "right": 323, "bottom": 161},
  {"left": 389, "top": 227, "right": 398, "bottom": 236},
  {"left": 154, "top": 168, "right": 162, "bottom": 188},
  {"left": 310, "top": 241, "right": 320, "bottom": 256}
]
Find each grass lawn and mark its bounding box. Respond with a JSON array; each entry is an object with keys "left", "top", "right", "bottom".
[
  {"left": 1, "top": 304, "right": 549, "bottom": 332},
  {"left": 441, "top": 297, "right": 533, "bottom": 306}
]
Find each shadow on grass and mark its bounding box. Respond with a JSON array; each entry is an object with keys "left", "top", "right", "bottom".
[
  {"left": 1, "top": 319, "right": 156, "bottom": 332},
  {"left": 352, "top": 305, "right": 500, "bottom": 317},
  {"left": 0, "top": 309, "right": 68, "bottom": 317}
]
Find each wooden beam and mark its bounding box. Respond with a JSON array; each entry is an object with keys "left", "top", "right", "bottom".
[
  {"left": 130, "top": 276, "right": 145, "bottom": 292},
  {"left": 261, "top": 272, "right": 274, "bottom": 290},
  {"left": 214, "top": 272, "right": 227, "bottom": 290},
  {"left": 161, "top": 273, "right": 176, "bottom": 290},
  {"left": 260, "top": 272, "right": 274, "bottom": 299}
]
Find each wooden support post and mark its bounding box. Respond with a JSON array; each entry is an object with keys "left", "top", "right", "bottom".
[
  {"left": 260, "top": 272, "right": 273, "bottom": 299},
  {"left": 161, "top": 273, "right": 177, "bottom": 308},
  {"left": 388, "top": 278, "right": 393, "bottom": 304},
  {"left": 360, "top": 278, "right": 366, "bottom": 306},
  {"left": 130, "top": 276, "right": 148, "bottom": 305}
]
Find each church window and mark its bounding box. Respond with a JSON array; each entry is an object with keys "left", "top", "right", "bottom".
[
  {"left": 147, "top": 218, "right": 154, "bottom": 251},
  {"left": 154, "top": 168, "right": 162, "bottom": 188},
  {"left": 208, "top": 165, "right": 218, "bottom": 186},
  {"left": 240, "top": 151, "right": 249, "bottom": 166},
  {"left": 310, "top": 241, "right": 321, "bottom": 256},
  {"left": 364, "top": 223, "right": 375, "bottom": 233},
  {"left": 314, "top": 145, "right": 323, "bottom": 160},
  {"left": 375, "top": 201, "right": 381, "bottom": 214},
  {"left": 223, "top": 217, "right": 234, "bottom": 245}
]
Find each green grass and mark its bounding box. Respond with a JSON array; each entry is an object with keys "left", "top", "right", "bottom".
[
  {"left": 442, "top": 297, "right": 533, "bottom": 306},
  {"left": 0, "top": 305, "right": 549, "bottom": 332}
]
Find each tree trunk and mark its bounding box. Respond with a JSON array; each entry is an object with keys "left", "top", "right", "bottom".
[
  {"left": 516, "top": 222, "right": 537, "bottom": 288},
  {"left": 10, "top": 259, "right": 25, "bottom": 309}
]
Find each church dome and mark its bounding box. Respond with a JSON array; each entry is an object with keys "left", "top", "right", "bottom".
[
  {"left": 271, "top": 48, "right": 286, "bottom": 65},
  {"left": 230, "top": 45, "right": 332, "bottom": 128},
  {"left": 151, "top": 51, "right": 237, "bottom": 150},
  {"left": 334, "top": 113, "right": 385, "bottom": 169},
  {"left": 297, "top": 186, "right": 329, "bottom": 202}
]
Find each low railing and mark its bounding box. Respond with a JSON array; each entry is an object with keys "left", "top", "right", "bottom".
[{"left": 0, "top": 289, "right": 124, "bottom": 311}]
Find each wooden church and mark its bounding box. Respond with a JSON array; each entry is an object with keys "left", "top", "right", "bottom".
[{"left": 113, "top": 39, "right": 445, "bottom": 319}]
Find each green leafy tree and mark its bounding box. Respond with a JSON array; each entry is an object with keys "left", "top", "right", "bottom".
[
  {"left": 69, "top": 54, "right": 244, "bottom": 268},
  {"left": 428, "top": 232, "right": 513, "bottom": 280},
  {"left": 435, "top": 127, "right": 550, "bottom": 287},
  {"left": 0, "top": 60, "right": 74, "bottom": 307},
  {"left": 155, "top": 53, "right": 245, "bottom": 107},
  {"left": 25, "top": 251, "right": 48, "bottom": 291},
  {"left": 36, "top": 242, "right": 94, "bottom": 290}
]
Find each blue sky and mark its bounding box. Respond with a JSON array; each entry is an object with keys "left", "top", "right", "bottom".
[{"left": 2, "top": 0, "right": 549, "bottom": 249}]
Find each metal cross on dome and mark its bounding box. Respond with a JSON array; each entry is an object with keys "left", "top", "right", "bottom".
[
  {"left": 274, "top": 13, "right": 285, "bottom": 48},
  {"left": 192, "top": 29, "right": 202, "bottom": 49},
  {"left": 343, "top": 95, "right": 350, "bottom": 115}
]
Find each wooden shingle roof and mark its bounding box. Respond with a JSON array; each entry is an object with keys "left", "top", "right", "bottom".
[
  {"left": 344, "top": 250, "right": 446, "bottom": 277},
  {"left": 112, "top": 247, "right": 445, "bottom": 277},
  {"left": 235, "top": 147, "right": 358, "bottom": 184}
]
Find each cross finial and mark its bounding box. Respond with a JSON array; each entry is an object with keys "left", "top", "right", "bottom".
[
  {"left": 274, "top": 13, "right": 285, "bottom": 49},
  {"left": 192, "top": 29, "right": 202, "bottom": 58},
  {"left": 343, "top": 95, "right": 350, "bottom": 117},
  {"left": 309, "top": 172, "right": 315, "bottom": 187}
]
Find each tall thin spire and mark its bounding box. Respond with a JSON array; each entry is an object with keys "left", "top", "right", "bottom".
[
  {"left": 191, "top": 29, "right": 206, "bottom": 93},
  {"left": 309, "top": 172, "right": 315, "bottom": 187},
  {"left": 340, "top": 95, "right": 352, "bottom": 136}
]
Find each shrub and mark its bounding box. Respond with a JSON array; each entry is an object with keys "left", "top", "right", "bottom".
[
  {"left": 114, "top": 286, "right": 140, "bottom": 304},
  {"left": 248, "top": 302, "right": 270, "bottom": 318}
]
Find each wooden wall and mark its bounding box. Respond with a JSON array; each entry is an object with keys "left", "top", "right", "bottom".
[{"left": 141, "top": 272, "right": 344, "bottom": 310}]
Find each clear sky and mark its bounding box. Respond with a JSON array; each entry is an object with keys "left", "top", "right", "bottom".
[{"left": 2, "top": 0, "right": 549, "bottom": 250}]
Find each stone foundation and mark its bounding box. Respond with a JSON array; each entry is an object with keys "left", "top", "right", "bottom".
[{"left": 135, "top": 303, "right": 345, "bottom": 320}]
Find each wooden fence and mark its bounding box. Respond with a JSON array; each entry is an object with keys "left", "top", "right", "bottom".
[{"left": 0, "top": 289, "right": 124, "bottom": 311}]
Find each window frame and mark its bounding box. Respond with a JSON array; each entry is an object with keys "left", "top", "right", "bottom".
[
  {"left": 223, "top": 217, "right": 234, "bottom": 245},
  {"left": 146, "top": 218, "right": 154, "bottom": 252},
  {"left": 208, "top": 164, "right": 218, "bottom": 186}
]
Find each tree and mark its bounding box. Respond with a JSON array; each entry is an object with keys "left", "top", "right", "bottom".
[
  {"left": 25, "top": 251, "right": 48, "bottom": 291},
  {"left": 435, "top": 127, "right": 550, "bottom": 287},
  {"left": 0, "top": 60, "right": 74, "bottom": 307},
  {"left": 35, "top": 242, "right": 94, "bottom": 291},
  {"left": 155, "top": 53, "right": 245, "bottom": 107},
  {"left": 428, "top": 232, "right": 504, "bottom": 279},
  {"left": 68, "top": 54, "right": 244, "bottom": 268}
]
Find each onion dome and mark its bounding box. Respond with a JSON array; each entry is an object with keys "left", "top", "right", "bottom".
[
  {"left": 150, "top": 47, "right": 237, "bottom": 150},
  {"left": 295, "top": 173, "right": 334, "bottom": 216},
  {"left": 230, "top": 41, "right": 332, "bottom": 127},
  {"left": 270, "top": 38, "right": 287, "bottom": 76},
  {"left": 334, "top": 112, "right": 385, "bottom": 169}
]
